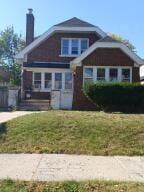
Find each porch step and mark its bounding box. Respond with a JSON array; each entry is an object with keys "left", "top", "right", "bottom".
[{"left": 19, "top": 99, "right": 51, "bottom": 111}]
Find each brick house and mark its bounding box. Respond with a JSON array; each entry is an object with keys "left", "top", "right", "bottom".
[{"left": 16, "top": 9, "right": 144, "bottom": 110}]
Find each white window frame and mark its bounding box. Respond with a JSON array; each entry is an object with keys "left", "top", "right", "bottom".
[
  {"left": 121, "top": 68, "right": 132, "bottom": 82},
  {"left": 33, "top": 72, "right": 42, "bottom": 90},
  {"left": 32, "top": 70, "right": 73, "bottom": 92},
  {"left": 83, "top": 66, "right": 132, "bottom": 84},
  {"left": 44, "top": 72, "right": 52, "bottom": 90},
  {"left": 83, "top": 67, "right": 94, "bottom": 83},
  {"left": 60, "top": 38, "right": 89, "bottom": 57}
]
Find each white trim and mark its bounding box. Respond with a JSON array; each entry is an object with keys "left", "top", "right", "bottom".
[
  {"left": 15, "top": 26, "right": 106, "bottom": 61},
  {"left": 70, "top": 42, "right": 144, "bottom": 69},
  {"left": 83, "top": 66, "right": 132, "bottom": 84}
]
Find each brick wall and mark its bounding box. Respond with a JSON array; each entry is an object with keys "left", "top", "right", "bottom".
[
  {"left": 27, "top": 32, "right": 100, "bottom": 63},
  {"left": 72, "top": 48, "right": 140, "bottom": 110},
  {"left": 23, "top": 70, "right": 51, "bottom": 100}
]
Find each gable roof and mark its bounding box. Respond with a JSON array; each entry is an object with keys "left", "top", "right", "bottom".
[
  {"left": 15, "top": 18, "right": 106, "bottom": 62},
  {"left": 70, "top": 41, "right": 144, "bottom": 69},
  {"left": 54, "top": 17, "right": 96, "bottom": 27}
]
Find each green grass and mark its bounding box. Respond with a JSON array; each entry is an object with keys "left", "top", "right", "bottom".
[
  {"left": 0, "top": 180, "right": 144, "bottom": 192},
  {"left": 0, "top": 111, "right": 144, "bottom": 155}
]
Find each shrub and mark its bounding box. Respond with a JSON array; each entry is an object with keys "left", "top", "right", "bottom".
[{"left": 83, "top": 82, "right": 144, "bottom": 112}]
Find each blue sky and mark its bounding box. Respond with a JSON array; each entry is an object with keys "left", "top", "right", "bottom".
[{"left": 0, "top": 0, "right": 143, "bottom": 57}]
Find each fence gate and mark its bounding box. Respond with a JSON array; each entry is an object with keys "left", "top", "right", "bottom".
[{"left": 0, "top": 87, "right": 8, "bottom": 107}]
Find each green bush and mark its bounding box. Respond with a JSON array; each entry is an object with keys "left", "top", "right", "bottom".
[{"left": 83, "top": 82, "right": 144, "bottom": 112}]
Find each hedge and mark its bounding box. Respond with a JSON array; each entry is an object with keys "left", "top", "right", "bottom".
[{"left": 83, "top": 82, "right": 144, "bottom": 112}]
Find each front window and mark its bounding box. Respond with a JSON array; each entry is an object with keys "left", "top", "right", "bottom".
[
  {"left": 34, "top": 73, "right": 41, "bottom": 89},
  {"left": 109, "top": 68, "right": 118, "bottom": 82},
  {"left": 71, "top": 39, "right": 79, "bottom": 55},
  {"left": 122, "top": 69, "right": 131, "bottom": 82},
  {"left": 84, "top": 68, "right": 93, "bottom": 83},
  {"left": 55, "top": 73, "right": 62, "bottom": 89},
  {"left": 45, "top": 73, "right": 52, "bottom": 89},
  {"left": 61, "top": 39, "right": 69, "bottom": 55},
  {"left": 97, "top": 68, "right": 106, "bottom": 82},
  {"left": 65, "top": 73, "right": 72, "bottom": 89}
]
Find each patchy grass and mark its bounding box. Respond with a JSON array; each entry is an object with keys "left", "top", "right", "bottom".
[
  {"left": 0, "top": 111, "right": 144, "bottom": 155},
  {"left": 0, "top": 180, "right": 144, "bottom": 192}
]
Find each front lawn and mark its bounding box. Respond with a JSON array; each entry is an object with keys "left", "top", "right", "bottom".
[
  {"left": 0, "top": 180, "right": 144, "bottom": 192},
  {"left": 0, "top": 111, "right": 144, "bottom": 155}
]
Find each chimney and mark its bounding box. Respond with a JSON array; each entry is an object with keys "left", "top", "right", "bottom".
[{"left": 26, "top": 8, "right": 34, "bottom": 46}]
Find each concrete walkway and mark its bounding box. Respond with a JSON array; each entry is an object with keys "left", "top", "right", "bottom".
[
  {"left": 0, "top": 154, "right": 144, "bottom": 182},
  {"left": 0, "top": 111, "right": 37, "bottom": 123}
]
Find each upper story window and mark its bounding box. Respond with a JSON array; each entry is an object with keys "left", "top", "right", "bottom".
[
  {"left": 62, "top": 39, "right": 69, "bottom": 55},
  {"left": 61, "top": 38, "right": 89, "bottom": 56},
  {"left": 71, "top": 39, "right": 79, "bottom": 55},
  {"left": 81, "top": 39, "right": 89, "bottom": 54}
]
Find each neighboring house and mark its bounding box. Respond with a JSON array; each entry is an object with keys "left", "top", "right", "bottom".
[
  {"left": 0, "top": 66, "right": 10, "bottom": 84},
  {"left": 140, "top": 63, "right": 144, "bottom": 84},
  {"left": 16, "top": 9, "right": 144, "bottom": 110}
]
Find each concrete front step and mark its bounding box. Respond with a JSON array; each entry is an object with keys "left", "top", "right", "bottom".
[{"left": 19, "top": 100, "right": 51, "bottom": 111}]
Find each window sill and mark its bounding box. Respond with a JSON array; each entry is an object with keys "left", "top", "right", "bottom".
[
  {"left": 59, "top": 55, "right": 79, "bottom": 57},
  {"left": 33, "top": 89, "right": 73, "bottom": 92}
]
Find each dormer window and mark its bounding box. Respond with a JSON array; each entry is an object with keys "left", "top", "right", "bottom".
[
  {"left": 71, "top": 39, "right": 79, "bottom": 55},
  {"left": 61, "top": 38, "right": 89, "bottom": 56}
]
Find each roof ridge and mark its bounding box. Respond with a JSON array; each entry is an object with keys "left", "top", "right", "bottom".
[{"left": 54, "top": 17, "right": 96, "bottom": 27}]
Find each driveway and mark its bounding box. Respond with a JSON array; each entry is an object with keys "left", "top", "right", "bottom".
[
  {"left": 0, "top": 111, "right": 37, "bottom": 123},
  {"left": 0, "top": 154, "right": 144, "bottom": 182}
]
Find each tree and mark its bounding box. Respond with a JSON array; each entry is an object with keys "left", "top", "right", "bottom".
[
  {"left": 0, "top": 26, "right": 25, "bottom": 85},
  {"left": 108, "top": 32, "right": 136, "bottom": 52}
]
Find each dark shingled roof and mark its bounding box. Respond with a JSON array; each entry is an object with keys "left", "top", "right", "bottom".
[
  {"left": 54, "top": 17, "right": 96, "bottom": 27},
  {"left": 23, "top": 62, "right": 70, "bottom": 69}
]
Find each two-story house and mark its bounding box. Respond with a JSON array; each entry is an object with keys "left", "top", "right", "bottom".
[{"left": 16, "top": 9, "right": 144, "bottom": 110}]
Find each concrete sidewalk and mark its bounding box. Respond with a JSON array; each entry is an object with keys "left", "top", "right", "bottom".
[
  {"left": 0, "top": 111, "right": 38, "bottom": 123},
  {"left": 0, "top": 154, "right": 144, "bottom": 182}
]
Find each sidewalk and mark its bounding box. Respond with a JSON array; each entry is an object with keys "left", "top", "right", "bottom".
[
  {"left": 0, "top": 154, "right": 144, "bottom": 182},
  {"left": 0, "top": 111, "right": 38, "bottom": 123}
]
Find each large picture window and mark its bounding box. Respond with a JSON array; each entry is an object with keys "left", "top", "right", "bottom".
[
  {"left": 34, "top": 73, "right": 41, "bottom": 89},
  {"left": 55, "top": 73, "right": 62, "bottom": 90}
]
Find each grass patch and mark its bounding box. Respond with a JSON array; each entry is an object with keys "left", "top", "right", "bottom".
[
  {"left": 0, "top": 111, "right": 144, "bottom": 155},
  {"left": 0, "top": 180, "right": 144, "bottom": 192}
]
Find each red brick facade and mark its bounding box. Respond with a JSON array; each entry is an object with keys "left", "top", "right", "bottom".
[
  {"left": 24, "top": 32, "right": 100, "bottom": 100},
  {"left": 27, "top": 32, "right": 100, "bottom": 63},
  {"left": 23, "top": 33, "right": 140, "bottom": 108},
  {"left": 72, "top": 48, "right": 140, "bottom": 110}
]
